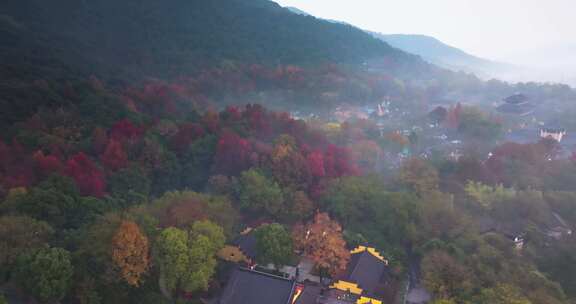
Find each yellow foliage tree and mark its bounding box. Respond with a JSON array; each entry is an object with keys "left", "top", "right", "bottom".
[
  {"left": 399, "top": 158, "right": 439, "bottom": 195},
  {"left": 111, "top": 220, "right": 150, "bottom": 286}
]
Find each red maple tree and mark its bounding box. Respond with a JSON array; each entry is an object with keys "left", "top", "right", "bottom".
[{"left": 65, "top": 153, "right": 106, "bottom": 197}]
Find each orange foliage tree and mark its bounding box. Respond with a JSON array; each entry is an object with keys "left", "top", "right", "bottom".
[
  {"left": 111, "top": 220, "right": 150, "bottom": 286},
  {"left": 292, "top": 213, "right": 350, "bottom": 277},
  {"left": 270, "top": 134, "right": 311, "bottom": 190}
]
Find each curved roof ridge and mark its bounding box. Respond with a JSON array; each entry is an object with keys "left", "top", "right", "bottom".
[{"left": 350, "top": 246, "right": 387, "bottom": 264}]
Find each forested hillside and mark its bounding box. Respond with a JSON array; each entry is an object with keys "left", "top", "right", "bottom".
[
  {"left": 0, "top": 0, "right": 423, "bottom": 81},
  {"left": 1, "top": 1, "right": 576, "bottom": 304},
  {"left": 2, "top": 81, "right": 576, "bottom": 304},
  {"left": 0, "top": 0, "right": 445, "bottom": 128}
]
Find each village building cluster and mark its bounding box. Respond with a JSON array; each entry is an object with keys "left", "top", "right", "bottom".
[{"left": 212, "top": 231, "right": 393, "bottom": 304}]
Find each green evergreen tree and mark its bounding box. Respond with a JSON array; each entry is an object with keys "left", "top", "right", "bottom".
[
  {"left": 13, "top": 247, "right": 74, "bottom": 303},
  {"left": 255, "top": 223, "right": 293, "bottom": 268}
]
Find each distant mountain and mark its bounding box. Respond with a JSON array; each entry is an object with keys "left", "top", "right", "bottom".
[
  {"left": 282, "top": 6, "right": 509, "bottom": 78},
  {"left": 373, "top": 34, "right": 487, "bottom": 67},
  {"left": 370, "top": 33, "right": 510, "bottom": 77}
]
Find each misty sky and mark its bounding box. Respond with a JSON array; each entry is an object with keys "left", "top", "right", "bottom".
[{"left": 273, "top": 0, "right": 576, "bottom": 69}]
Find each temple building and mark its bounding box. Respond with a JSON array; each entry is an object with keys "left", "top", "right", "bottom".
[
  {"left": 217, "top": 268, "right": 298, "bottom": 304},
  {"left": 328, "top": 246, "right": 391, "bottom": 304},
  {"left": 539, "top": 127, "right": 567, "bottom": 142},
  {"left": 496, "top": 93, "right": 534, "bottom": 116},
  {"left": 215, "top": 245, "right": 392, "bottom": 304}
]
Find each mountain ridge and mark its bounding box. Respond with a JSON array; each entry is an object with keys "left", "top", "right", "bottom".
[
  {"left": 0, "top": 0, "right": 426, "bottom": 83},
  {"left": 283, "top": 4, "right": 509, "bottom": 78},
  {"left": 371, "top": 33, "right": 512, "bottom": 77}
]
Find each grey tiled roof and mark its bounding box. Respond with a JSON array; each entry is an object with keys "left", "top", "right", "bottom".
[
  {"left": 504, "top": 94, "right": 529, "bottom": 105},
  {"left": 342, "top": 251, "right": 390, "bottom": 297},
  {"left": 232, "top": 233, "right": 258, "bottom": 260},
  {"left": 496, "top": 102, "right": 534, "bottom": 115},
  {"left": 219, "top": 268, "right": 296, "bottom": 304}
]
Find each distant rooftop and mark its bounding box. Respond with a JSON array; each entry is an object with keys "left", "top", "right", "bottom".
[
  {"left": 503, "top": 93, "right": 529, "bottom": 105},
  {"left": 496, "top": 102, "right": 534, "bottom": 116}
]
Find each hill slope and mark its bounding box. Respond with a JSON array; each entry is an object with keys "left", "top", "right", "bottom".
[
  {"left": 371, "top": 33, "right": 509, "bottom": 77},
  {"left": 281, "top": 5, "right": 505, "bottom": 78},
  {"left": 0, "top": 0, "right": 424, "bottom": 82},
  {"left": 1, "top": 0, "right": 452, "bottom": 128}
]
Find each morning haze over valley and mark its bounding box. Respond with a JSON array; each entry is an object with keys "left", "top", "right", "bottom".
[{"left": 0, "top": 1, "right": 575, "bottom": 304}]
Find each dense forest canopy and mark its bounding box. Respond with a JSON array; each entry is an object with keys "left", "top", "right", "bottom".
[
  {"left": 1, "top": 1, "right": 576, "bottom": 304},
  {"left": 0, "top": 0, "right": 423, "bottom": 80}
]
